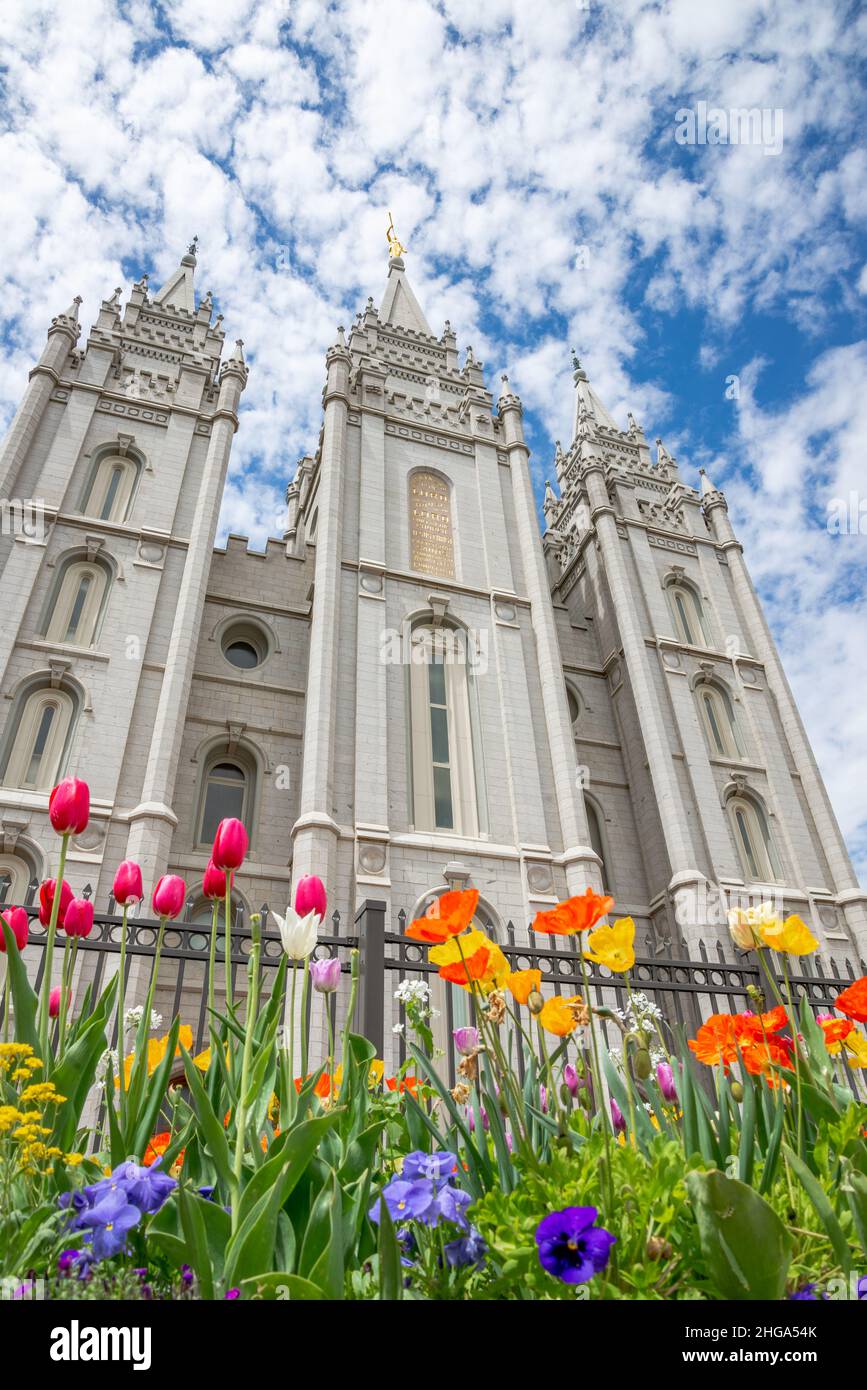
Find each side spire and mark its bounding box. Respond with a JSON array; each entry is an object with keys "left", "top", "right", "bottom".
[{"left": 570, "top": 346, "right": 620, "bottom": 438}]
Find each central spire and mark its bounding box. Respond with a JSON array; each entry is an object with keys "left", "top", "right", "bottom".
[
  {"left": 152, "top": 238, "right": 198, "bottom": 314},
  {"left": 377, "top": 216, "right": 433, "bottom": 336}
]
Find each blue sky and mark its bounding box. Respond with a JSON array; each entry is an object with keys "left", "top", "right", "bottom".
[{"left": 1, "top": 0, "right": 866, "bottom": 879}]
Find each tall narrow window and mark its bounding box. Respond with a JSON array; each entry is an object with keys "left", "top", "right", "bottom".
[
  {"left": 2, "top": 688, "right": 75, "bottom": 792},
  {"left": 728, "top": 795, "right": 780, "bottom": 883},
  {"left": 44, "top": 560, "right": 109, "bottom": 648},
  {"left": 82, "top": 455, "right": 138, "bottom": 524},
  {"left": 409, "top": 626, "right": 479, "bottom": 836},
  {"left": 698, "top": 683, "right": 744, "bottom": 759},
  {"left": 668, "top": 581, "right": 709, "bottom": 647},
  {"left": 586, "top": 800, "right": 609, "bottom": 893},
  {"left": 198, "top": 761, "right": 248, "bottom": 845}
]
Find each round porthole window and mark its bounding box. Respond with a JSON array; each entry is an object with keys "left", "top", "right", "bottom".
[{"left": 220, "top": 622, "right": 269, "bottom": 671}]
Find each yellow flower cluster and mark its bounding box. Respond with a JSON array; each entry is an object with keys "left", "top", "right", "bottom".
[
  {"left": 0, "top": 1042, "right": 43, "bottom": 1074},
  {"left": 0, "top": 1057, "right": 76, "bottom": 1178}
]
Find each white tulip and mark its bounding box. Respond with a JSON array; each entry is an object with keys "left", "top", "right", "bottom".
[{"left": 273, "top": 905, "right": 319, "bottom": 960}]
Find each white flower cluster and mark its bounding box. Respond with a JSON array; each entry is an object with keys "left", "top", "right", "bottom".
[
  {"left": 615, "top": 992, "right": 663, "bottom": 1033},
  {"left": 394, "top": 979, "right": 432, "bottom": 1005},
  {"left": 123, "top": 1006, "right": 162, "bottom": 1033},
  {"left": 95, "top": 1048, "right": 119, "bottom": 1087}
]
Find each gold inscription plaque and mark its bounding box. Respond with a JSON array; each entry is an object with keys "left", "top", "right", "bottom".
[{"left": 409, "top": 471, "right": 455, "bottom": 578}]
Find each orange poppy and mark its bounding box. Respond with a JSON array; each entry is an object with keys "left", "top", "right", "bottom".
[
  {"left": 386, "top": 1075, "right": 419, "bottom": 1094},
  {"left": 532, "top": 889, "right": 614, "bottom": 936},
  {"left": 834, "top": 976, "right": 867, "bottom": 1024},
  {"left": 740, "top": 1036, "right": 794, "bottom": 1084},
  {"left": 429, "top": 929, "right": 511, "bottom": 993},
  {"left": 736, "top": 1006, "right": 789, "bottom": 1039},
  {"left": 294, "top": 1073, "right": 332, "bottom": 1098},
  {"left": 818, "top": 1016, "right": 855, "bottom": 1053},
  {"left": 405, "top": 889, "right": 480, "bottom": 944},
  {"left": 507, "top": 968, "right": 542, "bottom": 1005},
  {"left": 688, "top": 1014, "right": 742, "bottom": 1067},
  {"left": 538, "top": 995, "right": 584, "bottom": 1037},
  {"left": 143, "top": 1131, "right": 184, "bottom": 1168}
]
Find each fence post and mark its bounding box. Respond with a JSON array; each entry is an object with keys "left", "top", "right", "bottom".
[{"left": 356, "top": 898, "right": 386, "bottom": 1057}]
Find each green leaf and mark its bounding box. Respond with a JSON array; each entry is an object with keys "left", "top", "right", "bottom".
[
  {"left": 177, "top": 1185, "right": 216, "bottom": 1300},
  {"left": 783, "top": 1144, "right": 852, "bottom": 1276},
  {"left": 376, "top": 1179, "right": 403, "bottom": 1301},
  {"left": 0, "top": 919, "right": 38, "bottom": 1052},
  {"left": 298, "top": 1167, "right": 344, "bottom": 1300},
  {"left": 843, "top": 1166, "right": 867, "bottom": 1260},
  {"left": 758, "top": 1098, "right": 785, "bottom": 1196},
  {"left": 737, "top": 1070, "right": 756, "bottom": 1186},
  {"left": 686, "top": 1168, "right": 793, "bottom": 1301},
  {"left": 180, "top": 1043, "right": 234, "bottom": 1195},
  {"left": 131, "top": 1015, "right": 181, "bottom": 1159}
]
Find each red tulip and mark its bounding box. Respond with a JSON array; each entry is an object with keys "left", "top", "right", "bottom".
[
  {"left": 294, "top": 874, "right": 327, "bottom": 921},
  {"left": 112, "top": 860, "right": 143, "bottom": 906},
  {"left": 152, "top": 874, "right": 186, "bottom": 920},
  {"left": 49, "top": 985, "right": 71, "bottom": 1018},
  {"left": 211, "top": 818, "right": 248, "bottom": 872},
  {"left": 203, "top": 859, "right": 232, "bottom": 900},
  {"left": 63, "top": 897, "right": 94, "bottom": 939},
  {"left": 0, "top": 906, "right": 29, "bottom": 953},
  {"left": 48, "top": 777, "right": 90, "bottom": 836},
  {"left": 38, "top": 879, "right": 73, "bottom": 928}
]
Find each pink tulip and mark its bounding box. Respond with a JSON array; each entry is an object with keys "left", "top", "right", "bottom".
[
  {"left": 0, "top": 906, "right": 29, "bottom": 953},
  {"left": 309, "top": 956, "right": 341, "bottom": 994},
  {"left": 38, "top": 879, "right": 73, "bottom": 929},
  {"left": 152, "top": 874, "right": 186, "bottom": 920},
  {"left": 453, "top": 1026, "right": 480, "bottom": 1056},
  {"left": 610, "top": 1098, "right": 626, "bottom": 1134},
  {"left": 48, "top": 777, "right": 90, "bottom": 835},
  {"left": 294, "top": 874, "right": 327, "bottom": 921},
  {"left": 63, "top": 898, "right": 94, "bottom": 939},
  {"left": 112, "top": 860, "right": 143, "bottom": 907},
  {"left": 211, "top": 818, "right": 248, "bottom": 872},
  {"left": 656, "top": 1061, "right": 678, "bottom": 1104},
  {"left": 563, "top": 1062, "right": 582, "bottom": 1098},
  {"left": 49, "top": 985, "right": 71, "bottom": 1018},
  {"left": 203, "top": 859, "right": 233, "bottom": 900}
]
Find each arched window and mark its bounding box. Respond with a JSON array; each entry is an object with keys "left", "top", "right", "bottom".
[
  {"left": 698, "top": 682, "right": 744, "bottom": 759},
  {"left": 43, "top": 558, "right": 110, "bottom": 647},
  {"left": 197, "top": 758, "right": 252, "bottom": 846},
  {"left": 1, "top": 687, "right": 76, "bottom": 791},
  {"left": 586, "top": 799, "right": 609, "bottom": 893},
  {"left": 566, "top": 685, "right": 581, "bottom": 729},
  {"left": 728, "top": 794, "right": 780, "bottom": 883},
  {"left": 668, "top": 581, "right": 709, "bottom": 647},
  {"left": 409, "top": 625, "right": 481, "bottom": 836},
  {"left": 0, "top": 852, "right": 37, "bottom": 906},
  {"left": 81, "top": 454, "right": 138, "bottom": 524}
]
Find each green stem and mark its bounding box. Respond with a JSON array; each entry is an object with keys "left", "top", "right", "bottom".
[
  {"left": 223, "top": 872, "right": 234, "bottom": 1015},
  {"left": 207, "top": 899, "right": 218, "bottom": 1037},
  {"left": 286, "top": 956, "right": 299, "bottom": 1119},
  {"left": 57, "top": 930, "right": 72, "bottom": 1054},
  {"left": 325, "top": 996, "right": 335, "bottom": 1101},
  {"left": 577, "top": 946, "right": 615, "bottom": 1214},
  {"left": 38, "top": 832, "right": 70, "bottom": 1063},
  {"left": 299, "top": 963, "right": 311, "bottom": 1077},
  {"left": 231, "top": 913, "right": 261, "bottom": 1234},
  {"left": 117, "top": 904, "right": 129, "bottom": 1128}
]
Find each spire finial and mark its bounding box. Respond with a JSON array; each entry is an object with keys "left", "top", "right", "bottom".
[
  {"left": 188, "top": 235, "right": 199, "bottom": 257},
  {"left": 386, "top": 211, "right": 407, "bottom": 260}
]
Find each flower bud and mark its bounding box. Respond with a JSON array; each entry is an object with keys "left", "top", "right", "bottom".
[
  {"left": 211, "top": 818, "right": 248, "bottom": 872},
  {"left": 152, "top": 874, "right": 187, "bottom": 920},
  {"left": 527, "top": 989, "right": 544, "bottom": 1015},
  {"left": 294, "top": 874, "right": 327, "bottom": 922},
  {"left": 202, "top": 859, "right": 232, "bottom": 900},
  {"left": 48, "top": 777, "right": 90, "bottom": 836},
  {"left": 730, "top": 1080, "right": 744, "bottom": 1102},
  {"left": 309, "top": 956, "right": 341, "bottom": 994},
  {"left": 63, "top": 898, "right": 94, "bottom": 939},
  {"left": 646, "top": 1236, "right": 672, "bottom": 1261},
  {"left": 0, "top": 906, "right": 29, "bottom": 953},
  {"left": 112, "top": 860, "right": 143, "bottom": 907},
  {"left": 632, "top": 1047, "right": 652, "bottom": 1080}
]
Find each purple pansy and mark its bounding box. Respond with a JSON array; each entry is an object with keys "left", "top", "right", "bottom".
[
  {"left": 535, "top": 1206, "right": 616, "bottom": 1285},
  {"left": 401, "top": 1150, "right": 459, "bottom": 1182},
  {"left": 444, "top": 1226, "right": 487, "bottom": 1269},
  {"left": 77, "top": 1189, "right": 141, "bottom": 1260},
  {"left": 111, "top": 1158, "right": 177, "bottom": 1214}
]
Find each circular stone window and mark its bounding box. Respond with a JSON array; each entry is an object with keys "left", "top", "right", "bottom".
[{"left": 220, "top": 622, "right": 269, "bottom": 671}]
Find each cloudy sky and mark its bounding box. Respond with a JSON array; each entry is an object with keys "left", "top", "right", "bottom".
[{"left": 1, "top": 0, "right": 865, "bottom": 879}]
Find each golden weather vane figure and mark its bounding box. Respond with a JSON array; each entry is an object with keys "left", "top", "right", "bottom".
[{"left": 386, "top": 211, "right": 407, "bottom": 260}]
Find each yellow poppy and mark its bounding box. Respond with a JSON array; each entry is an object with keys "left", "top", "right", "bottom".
[
  {"left": 117, "top": 1026, "right": 193, "bottom": 1087},
  {"left": 429, "top": 929, "right": 510, "bottom": 994},
  {"left": 843, "top": 1029, "right": 867, "bottom": 1068},
  {"left": 584, "top": 916, "right": 636, "bottom": 973},
  {"left": 759, "top": 914, "right": 818, "bottom": 956},
  {"left": 538, "top": 994, "right": 584, "bottom": 1037},
  {"left": 507, "top": 968, "right": 541, "bottom": 1005},
  {"left": 368, "top": 1058, "right": 385, "bottom": 1087}
]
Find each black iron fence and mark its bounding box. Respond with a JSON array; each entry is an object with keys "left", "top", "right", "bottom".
[{"left": 2, "top": 896, "right": 864, "bottom": 1089}]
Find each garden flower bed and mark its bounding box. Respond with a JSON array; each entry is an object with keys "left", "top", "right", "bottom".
[{"left": 1, "top": 777, "right": 866, "bottom": 1304}]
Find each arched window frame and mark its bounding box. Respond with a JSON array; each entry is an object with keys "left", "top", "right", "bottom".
[
  {"left": 194, "top": 745, "right": 258, "bottom": 850},
  {"left": 665, "top": 576, "right": 710, "bottom": 648},
  {"left": 0, "top": 849, "right": 39, "bottom": 907},
  {"left": 726, "top": 792, "right": 782, "bottom": 884},
  {"left": 565, "top": 682, "right": 581, "bottom": 731},
  {"left": 79, "top": 449, "right": 142, "bottom": 525},
  {"left": 406, "top": 618, "right": 486, "bottom": 838},
  {"left": 0, "top": 684, "right": 78, "bottom": 792},
  {"left": 42, "top": 555, "right": 112, "bottom": 648},
  {"left": 584, "top": 795, "right": 611, "bottom": 894},
  {"left": 696, "top": 679, "right": 745, "bottom": 759}
]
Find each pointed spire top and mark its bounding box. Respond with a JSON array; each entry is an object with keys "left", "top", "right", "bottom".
[
  {"left": 698, "top": 467, "right": 717, "bottom": 497},
  {"left": 153, "top": 242, "right": 198, "bottom": 314},
  {"left": 378, "top": 253, "right": 433, "bottom": 336},
  {"left": 231, "top": 338, "right": 245, "bottom": 363}
]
